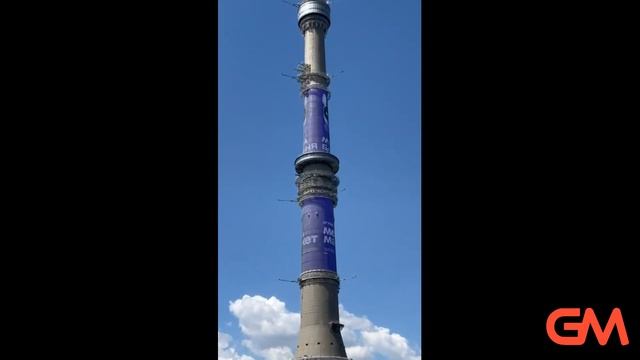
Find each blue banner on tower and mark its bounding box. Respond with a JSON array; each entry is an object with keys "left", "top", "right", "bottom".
[
  {"left": 301, "top": 197, "right": 337, "bottom": 272},
  {"left": 302, "top": 88, "right": 330, "bottom": 154}
]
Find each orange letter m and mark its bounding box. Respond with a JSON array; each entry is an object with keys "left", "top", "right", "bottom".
[{"left": 583, "top": 308, "right": 629, "bottom": 346}]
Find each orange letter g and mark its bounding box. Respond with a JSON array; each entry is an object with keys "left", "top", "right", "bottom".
[{"left": 546, "top": 308, "right": 588, "bottom": 345}]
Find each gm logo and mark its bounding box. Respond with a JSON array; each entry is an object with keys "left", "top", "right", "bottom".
[{"left": 546, "top": 308, "right": 629, "bottom": 346}]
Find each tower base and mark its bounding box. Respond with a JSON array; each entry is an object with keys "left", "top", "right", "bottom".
[{"left": 295, "top": 271, "right": 348, "bottom": 359}]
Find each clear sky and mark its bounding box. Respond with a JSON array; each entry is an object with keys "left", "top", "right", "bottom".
[{"left": 219, "top": 1, "right": 421, "bottom": 359}]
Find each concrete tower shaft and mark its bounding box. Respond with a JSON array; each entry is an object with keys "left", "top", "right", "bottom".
[
  {"left": 294, "top": 1, "right": 349, "bottom": 360},
  {"left": 296, "top": 270, "right": 347, "bottom": 359},
  {"left": 302, "top": 19, "right": 328, "bottom": 74},
  {"left": 297, "top": 0, "right": 331, "bottom": 90}
]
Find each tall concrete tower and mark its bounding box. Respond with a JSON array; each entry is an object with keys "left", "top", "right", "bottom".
[{"left": 293, "top": 1, "right": 349, "bottom": 359}]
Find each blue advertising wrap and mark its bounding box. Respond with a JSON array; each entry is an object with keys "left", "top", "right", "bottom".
[
  {"left": 302, "top": 88, "right": 330, "bottom": 154},
  {"left": 301, "top": 197, "right": 337, "bottom": 272}
]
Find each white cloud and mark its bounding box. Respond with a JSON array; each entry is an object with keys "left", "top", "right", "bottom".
[
  {"left": 226, "top": 295, "right": 420, "bottom": 360},
  {"left": 361, "top": 327, "right": 421, "bottom": 360},
  {"left": 340, "top": 305, "right": 421, "bottom": 360},
  {"left": 244, "top": 345, "right": 295, "bottom": 360},
  {"left": 218, "top": 331, "right": 255, "bottom": 360},
  {"left": 339, "top": 304, "right": 375, "bottom": 347},
  {"left": 229, "top": 295, "right": 299, "bottom": 360},
  {"left": 345, "top": 345, "right": 373, "bottom": 360}
]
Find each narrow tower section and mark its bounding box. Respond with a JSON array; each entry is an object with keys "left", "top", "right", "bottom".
[{"left": 294, "top": 1, "right": 348, "bottom": 360}]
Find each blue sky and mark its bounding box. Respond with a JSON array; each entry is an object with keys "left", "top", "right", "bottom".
[{"left": 219, "top": 1, "right": 421, "bottom": 359}]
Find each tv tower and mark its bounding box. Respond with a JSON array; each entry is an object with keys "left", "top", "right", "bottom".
[{"left": 292, "top": 1, "right": 349, "bottom": 359}]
